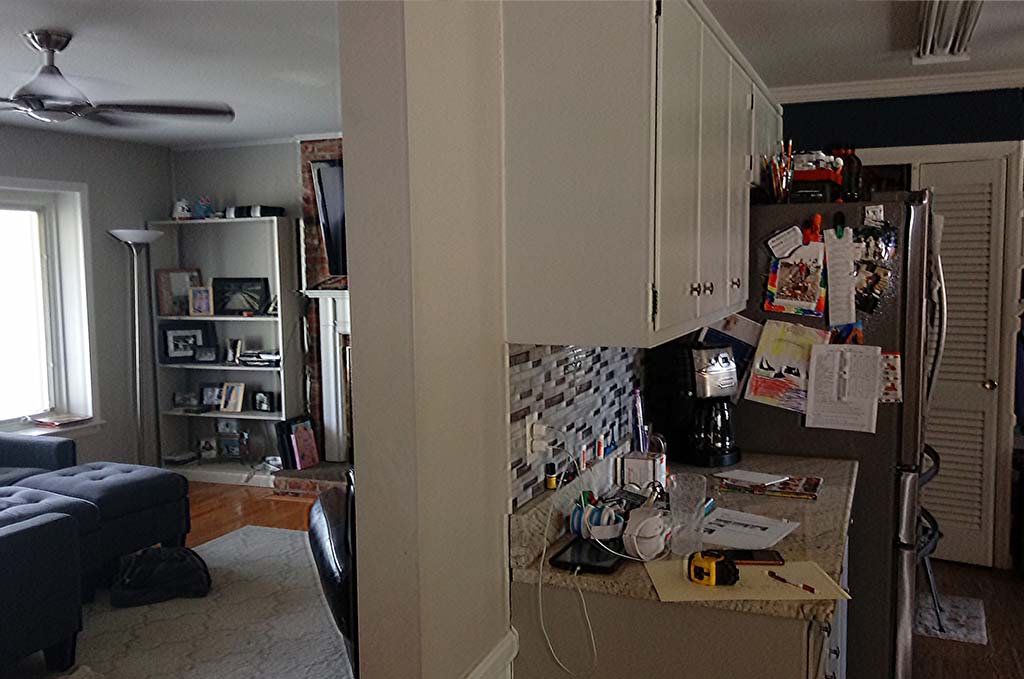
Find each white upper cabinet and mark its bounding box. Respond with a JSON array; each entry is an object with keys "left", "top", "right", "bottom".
[
  {"left": 753, "top": 86, "right": 784, "bottom": 186},
  {"left": 503, "top": 0, "right": 780, "bottom": 348}
]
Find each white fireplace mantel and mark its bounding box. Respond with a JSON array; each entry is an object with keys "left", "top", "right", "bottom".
[{"left": 302, "top": 289, "right": 351, "bottom": 461}]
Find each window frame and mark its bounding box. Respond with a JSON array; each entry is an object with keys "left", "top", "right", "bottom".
[
  {"left": 0, "top": 192, "right": 66, "bottom": 423},
  {"left": 0, "top": 177, "right": 97, "bottom": 433}
]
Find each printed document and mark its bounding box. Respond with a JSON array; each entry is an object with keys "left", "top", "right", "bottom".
[{"left": 806, "top": 344, "right": 881, "bottom": 433}]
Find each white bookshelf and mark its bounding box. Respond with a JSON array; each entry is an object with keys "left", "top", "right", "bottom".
[{"left": 147, "top": 217, "right": 303, "bottom": 480}]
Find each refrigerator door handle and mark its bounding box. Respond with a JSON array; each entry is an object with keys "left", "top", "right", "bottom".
[
  {"left": 927, "top": 215, "right": 947, "bottom": 406},
  {"left": 897, "top": 470, "right": 919, "bottom": 546},
  {"left": 893, "top": 544, "right": 916, "bottom": 679}
]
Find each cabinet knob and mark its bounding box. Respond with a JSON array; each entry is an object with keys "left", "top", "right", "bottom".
[
  {"left": 703, "top": 281, "right": 715, "bottom": 296},
  {"left": 730, "top": 277, "right": 742, "bottom": 289},
  {"left": 982, "top": 379, "right": 998, "bottom": 390},
  {"left": 690, "top": 283, "right": 703, "bottom": 297},
  {"left": 829, "top": 647, "right": 840, "bottom": 659}
]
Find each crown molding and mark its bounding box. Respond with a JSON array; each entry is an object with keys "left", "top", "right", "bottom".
[{"left": 772, "top": 68, "right": 1024, "bottom": 105}]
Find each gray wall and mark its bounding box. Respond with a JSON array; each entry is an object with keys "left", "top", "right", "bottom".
[
  {"left": 0, "top": 124, "right": 172, "bottom": 464},
  {"left": 171, "top": 142, "right": 301, "bottom": 219}
]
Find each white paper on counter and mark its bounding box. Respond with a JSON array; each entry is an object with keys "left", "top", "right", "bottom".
[
  {"left": 806, "top": 344, "right": 881, "bottom": 433},
  {"left": 702, "top": 508, "right": 800, "bottom": 550},
  {"left": 767, "top": 226, "right": 804, "bottom": 259},
  {"left": 713, "top": 470, "right": 789, "bottom": 486},
  {"left": 824, "top": 228, "right": 857, "bottom": 328}
]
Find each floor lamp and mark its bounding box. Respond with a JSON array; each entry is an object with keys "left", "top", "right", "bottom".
[{"left": 109, "top": 229, "right": 163, "bottom": 466}]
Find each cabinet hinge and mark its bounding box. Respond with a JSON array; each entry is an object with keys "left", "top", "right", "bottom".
[
  {"left": 651, "top": 284, "right": 659, "bottom": 320},
  {"left": 655, "top": 0, "right": 662, "bottom": 20},
  {"left": 749, "top": 92, "right": 755, "bottom": 111}
]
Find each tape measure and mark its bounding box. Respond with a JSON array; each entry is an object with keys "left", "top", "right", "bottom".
[{"left": 687, "top": 550, "right": 740, "bottom": 586}]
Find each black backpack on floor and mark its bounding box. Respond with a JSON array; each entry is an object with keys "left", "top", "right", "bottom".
[{"left": 111, "top": 546, "right": 212, "bottom": 608}]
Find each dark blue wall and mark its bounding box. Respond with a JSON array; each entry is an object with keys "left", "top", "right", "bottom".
[{"left": 783, "top": 88, "right": 1024, "bottom": 151}]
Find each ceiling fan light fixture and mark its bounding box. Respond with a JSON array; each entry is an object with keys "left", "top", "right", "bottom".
[{"left": 914, "top": 0, "right": 984, "bottom": 65}]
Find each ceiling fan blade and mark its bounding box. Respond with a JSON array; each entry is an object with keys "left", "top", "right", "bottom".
[
  {"left": 77, "top": 111, "right": 145, "bottom": 127},
  {"left": 12, "top": 64, "right": 89, "bottom": 105},
  {"left": 86, "top": 102, "right": 234, "bottom": 120}
]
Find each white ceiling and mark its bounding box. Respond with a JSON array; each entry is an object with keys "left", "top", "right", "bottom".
[
  {"left": 706, "top": 0, "right": 1024, "bottom": 94},
  {"left": 0, "top": 0, "right": 342, "bottom": 148}
]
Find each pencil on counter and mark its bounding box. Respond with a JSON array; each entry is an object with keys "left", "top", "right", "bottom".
[{"left": 767, "top": 570, "right": 816, "bottom": 594}]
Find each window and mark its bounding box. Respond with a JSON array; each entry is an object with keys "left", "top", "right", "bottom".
[
  {"left": 0, "top": 206, "right": 55, "bottom": 420},
  {"left": 0, "top": 180, "right": 94, "bottom": 428}
]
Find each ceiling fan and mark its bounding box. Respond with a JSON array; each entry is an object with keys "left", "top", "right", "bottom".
[{"left": 0, "top": 29, "right": 235, "bottom": 126}]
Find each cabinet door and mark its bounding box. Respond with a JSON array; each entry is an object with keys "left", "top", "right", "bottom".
[
  {"left": 752, "top": 87, "right": 781, "bottom": 185},
  {"left": 697, "top": 26, "right": 731, "bottom": 317},
  {"left": 727, "top": 63, "right": 752, "bottom": 307},
  {"left": 653, "top": 0, "right": 703, "bottom": 334}
]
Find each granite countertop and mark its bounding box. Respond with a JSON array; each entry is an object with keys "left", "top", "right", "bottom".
[{"left": 510, "top": 452, "right": 858, "bottom": 622}]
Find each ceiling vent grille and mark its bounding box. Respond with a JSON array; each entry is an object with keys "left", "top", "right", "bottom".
[{"left": 914, "top": 0, "right": 984, "bottom": 65}]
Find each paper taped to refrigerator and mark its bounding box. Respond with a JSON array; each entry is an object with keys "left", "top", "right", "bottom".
[
  {"left": 745, "top": 320, "right": 829, "bottom": 413},
  {"left": 806, "top": 344, "right": 881, "bottom": 433}
]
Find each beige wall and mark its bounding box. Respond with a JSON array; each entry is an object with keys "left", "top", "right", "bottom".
[
  {"left": 0, "top": 124, "right": 171, "bottom": 464},
  {"left": 339, "top": 2, "right": 511, "bottom": 677},
  {"left": 171, "top": 142, "right": 302, "bottom": 219}
]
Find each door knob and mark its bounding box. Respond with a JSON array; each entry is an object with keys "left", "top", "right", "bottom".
[
  {"left": 730, "top": 277, "right": 742, "bottom": 288},
  {"left": 982, "top": 379, "right": 998, "bottom": 390},
  {"left": 690, "top": 283, "right": 702, "bottom": 297},
  {"left": 703, "top": 281, "right": 715, "bottom": 295}
]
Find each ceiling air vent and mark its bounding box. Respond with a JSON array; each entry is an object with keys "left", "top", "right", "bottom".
[{"left": 914, "top": 0, "right": 984, "bottom": 65}]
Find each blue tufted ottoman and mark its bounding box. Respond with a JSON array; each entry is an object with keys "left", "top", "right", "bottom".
[
  {"left": 16, "top": 462, "right": 190, "bottom": 569},
  {"left": 0, "top": 486, "right": 102, "bottom": 572}
]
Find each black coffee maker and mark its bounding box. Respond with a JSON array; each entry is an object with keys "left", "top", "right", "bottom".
[{"left": 645, "top": 340, "right": 741, "bottom": 467}]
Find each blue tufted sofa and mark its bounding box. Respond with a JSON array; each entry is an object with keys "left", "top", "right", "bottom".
[{"left": 0, "top": 432, "right": 191, "bottom": 670}]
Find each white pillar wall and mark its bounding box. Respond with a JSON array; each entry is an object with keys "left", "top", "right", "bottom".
[{"left": 339, "top": 3, "right": 512, "bottom": 678}]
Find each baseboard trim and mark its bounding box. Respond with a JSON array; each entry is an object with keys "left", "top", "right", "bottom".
[{"left": 464, "top": 627, "right": 519, "bottom": 679}]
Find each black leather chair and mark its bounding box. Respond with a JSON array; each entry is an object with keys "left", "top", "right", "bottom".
[{"left": 308, "top": 468, "right": 357, "bottom": 675}]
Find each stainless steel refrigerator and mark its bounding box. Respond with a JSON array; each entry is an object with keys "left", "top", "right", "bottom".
[{"left": 734, "top": 191, "right": 943, "bottom": 679}]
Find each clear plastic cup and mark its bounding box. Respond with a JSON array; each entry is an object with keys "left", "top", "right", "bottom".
[{"left": 667, "top": 472, "right": 707, "bottom": 556}]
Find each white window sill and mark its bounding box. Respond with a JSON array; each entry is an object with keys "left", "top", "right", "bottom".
[{"left": 2, "top": 419, "right": 106, "bottom": 439}]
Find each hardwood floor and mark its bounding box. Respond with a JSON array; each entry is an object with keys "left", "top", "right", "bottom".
[
  {"left": 913, "top": 560, "right": 1024, "bottom": 679},
  {"left": 187, "top": 481, "right": 314, "bottom": 547}
]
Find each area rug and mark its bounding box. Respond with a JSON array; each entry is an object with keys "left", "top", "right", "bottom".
[
  {"left": 6, "top": 526, "right": 353, "bottom": 679},
  {"left": 914, "top": 594, "right": 988, "bottom": 645}
]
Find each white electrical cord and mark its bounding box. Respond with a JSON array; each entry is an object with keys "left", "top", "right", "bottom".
[{"left": 537, "top": 461, "right": 598, "bottom": 676}]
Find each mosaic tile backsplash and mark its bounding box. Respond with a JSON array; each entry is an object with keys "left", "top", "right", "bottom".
[{"left": 508, "top": 344, "right": 642, "bottom": 511}]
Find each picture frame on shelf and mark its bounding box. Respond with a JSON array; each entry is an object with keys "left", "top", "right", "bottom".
[
  {"left": 225, "top": 338, "right": 244, "bottom": 364},
  {"left": 252, "top": 391, "right": 275, "bottom": 412},
  {"left": 212, "top": 277, "right": 271, "bottom": 316},
  {"left": 220, "top": 382, "right": 245, "bottom": 412},
  {"left": 275, "top": 415, "right": 320, "bottom": 470},
  {"left": 172, "top": 392, "right": 200, "bottom": 409},
  {"left": 218, "top": 437, "right": 241, "bottom": 459},
  {"left": 201, "top": 383, "right": 224, "bottom": 408},
  {"left": 198, "top": 437, "right": 218, "bottom": 460},
  {"left": 159, "top": 322, "right": 216, "bottom": 363},
  {"left": 188, "top": 286, "right": 214, "bottom": 316},
  {"left": 194, "top": 346, "right": 217, "bottom": 363},
  {"left": 155, "top": 268, "right": 202, "bottom": 316},
  {"left": 215, "top": 418, "right": 239, "bottom": 434}
]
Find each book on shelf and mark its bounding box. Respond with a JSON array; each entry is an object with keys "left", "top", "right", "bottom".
[
  {"left": 29, "top": 413, "right": 93, "bottom": 428},
  {"left": 717, "top": 475, "right": 823, "bottom": 501}
]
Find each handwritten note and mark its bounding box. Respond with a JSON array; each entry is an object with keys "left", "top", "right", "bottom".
[
  {"left": 767, "top": 225, "right": 803, "bottom": 259},
  {"left": 824, "top": 228, "right": 857, "bottom": 328}
]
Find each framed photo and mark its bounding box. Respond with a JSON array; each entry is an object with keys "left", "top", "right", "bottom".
[
  {"left": 155, "top": 269, "right": 202, "bottom": 316},
  {"left": 226, "top": 338, "right": 244, "bottom": 364},
  {"left": 275, "top": 415, "right": 320, "bottom": 470},
  {"left": 197, "top": 437, "right": 218, "bottom": 460},
  {"left": 194, "top": 346, "right": 217, "bottom": 363},
  {"left": 220, "top": 382, "right": 245, "bottom": 412},
  {"left": 218, "top": 437, "right": 241, "bottom": 459},
  {"left": 159, "top": 322, "right": 216, "bottom": 364},
  {"left": 172, "top": 391, "right": 199, "bottom": 408},
  {"left": 215, "top": 418, "right": 239, "bottom": 434},
  {"left": 212, "top": 277, "right": 271, "bottom": 316},
  {"left": 201, "top": 384, "right": 224, "bottom": 407},
  {"left": 188, "top": 286, "right": 214, "bottom": 316},
  {"left": 252, "top": 391, "right": 275, "bottom": 412}
]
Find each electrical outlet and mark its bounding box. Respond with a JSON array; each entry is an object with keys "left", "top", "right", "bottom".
[{"left": 524, "top": 412, "right": 541, "bottom": 463}]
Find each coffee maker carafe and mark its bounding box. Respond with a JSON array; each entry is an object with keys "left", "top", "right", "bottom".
[{"left": 686, "top": 345, "right": 741, "bottom": 467}]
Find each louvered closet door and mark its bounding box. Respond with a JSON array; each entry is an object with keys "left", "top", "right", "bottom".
[{"left": 920, "top": 158, "right": 1006, "bottom": 566}]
